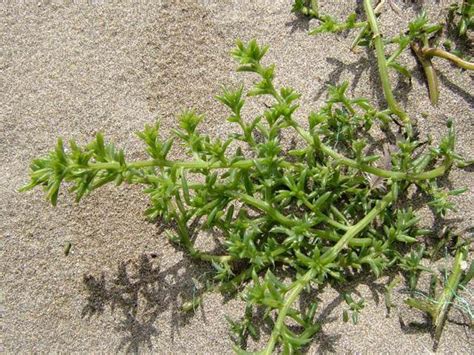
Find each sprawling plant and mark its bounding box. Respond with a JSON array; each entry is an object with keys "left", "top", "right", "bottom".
[
  {"left": 22, "top": 37, "right": 471, "bottom": 352},
  {"left": 23, "top": 1, "right": 472, "bottom": 353}
]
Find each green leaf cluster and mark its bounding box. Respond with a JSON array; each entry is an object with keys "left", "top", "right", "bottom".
[{"left": 448, "top": 0, "right": 474, "bottom": 37}]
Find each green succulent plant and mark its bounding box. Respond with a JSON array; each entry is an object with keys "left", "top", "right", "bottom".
[{"left": 21, "top": 35, "right": 471, "bottom": 352}]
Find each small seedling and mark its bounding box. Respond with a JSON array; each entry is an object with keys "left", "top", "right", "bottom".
[
  {"left": 342, "top": 292, "right": 365, "bottom": 324},
  {"left": 398, "top": 245, "right": 433, "bottom": 292}
]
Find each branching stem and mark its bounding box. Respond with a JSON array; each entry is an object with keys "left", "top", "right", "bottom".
[
  {"left": 422, "top": 47, "right": 474, "bottom": 71},
  {"left": 412, "top": 42, "right": 440, "bottom": 105},
  {"left": 262, "top": 190, "right": 394, "bottom": 354},
  {"left": 363, "top": 0, "right": 409, "bottom": 123},
  {"left": 232, "top": 192, "right": 372, "bottom": 247},
  {"left": 85, "top": 125, "right": 448, "bottom": 184},
  {"left": 291, "top": 124, "right": 448, "bottom": 181},
  {"left": 432, "top": 247, "right": 468, "bottom": 341},
  {"left": 320, "top": 191, "right": 394, "bottom": 264}
]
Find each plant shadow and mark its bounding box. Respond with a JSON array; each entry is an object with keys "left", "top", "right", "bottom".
[
  {"left": 315, "top": 52, "right": 412, "bottom": 110},
  {"left": 437, "top": 71, "right": 474, "bottom": 110},
  {"left": 303, "top": 272, "right": 394, "bottom": 352},
  {"left": 285, "top": 12, "right": 313, "bottom": 34},
  {"left": 81, "top": 252, "right": 214, "bottom": 353}
]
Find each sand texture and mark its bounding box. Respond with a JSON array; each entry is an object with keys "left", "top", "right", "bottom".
[{"left": 1, "top": 0, "right": 473, "bottom": 353}]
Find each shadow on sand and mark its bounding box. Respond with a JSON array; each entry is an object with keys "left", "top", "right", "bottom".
[{"left": 81, "top": 252, "right": 213, "bottom": 353}]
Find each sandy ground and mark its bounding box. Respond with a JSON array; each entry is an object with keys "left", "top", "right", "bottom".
[{"left": 1, "top": 0, "right": 473, "bottom": 353}]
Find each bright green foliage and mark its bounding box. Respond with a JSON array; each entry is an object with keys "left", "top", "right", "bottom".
[
  {"left": 292, "top": 0, "right": 319, "bottom": 18},
  {"left": 20, "top": 134, "right": 129, "bottom": 205},
  {"left": 448, "top": 0, "right": 474, "bottom": 37},
  {"left": 309, "top": 13, "right": 365, "bottom": 35},
  {"left": 407, "top": 11, "right": 443, "bottom": 39},
  {"left": 398, "top": 245, "right": 432, "bottom": 291},
  {"left": 342, "top": 293, "right": 365, "bottom": 325},
  {"left": 292, "top": 0, "right": 364, "bottom": 35},
  {"left": 22, "top": 39, "right": 470, "bottom": 353}
]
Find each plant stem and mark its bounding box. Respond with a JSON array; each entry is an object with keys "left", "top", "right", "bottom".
[
  {"left": 192, "top": 251, "right": 233, "bottom": 263},
  {"left": 292, "top": 124, "right": 447, "bottom": 181},
  {"left": 351, "top": 0, "right": 386, "bottom": 51},
  {"left": 410, "top": 163, "right": 448, "bottom": 180},
  {"left": 412, "top": 42, "right": 440, "bottom": 105},
  {"left": 262, "top": 190, "right": 395, "bottom": 354},
  {"left": 86, "top": 130, "right": 448, "bottom": 184},
  {"left": 405, "top": 246, "right": 468, "bottom": 342},
  {"left": 320, "top": 190, "right": 394, "bottom": 264},
  {"left": 363, "top": 0, "right": 409, "bottom": 123},
  {"left": 262, "top": 268, "right": 317, "bottom": 355},
  {"left": 422, "top": 47, "right": 474, "bottom": 70},
  {"left": 86, "top": 157, "right": 293, "bottom": 172},
  {"left": 173, "top": 212, "right": 233, "bottom": 264},
  {"left": 387, "top": 42, "right": 409, "bottom": 65},
  {"left": 317, "top": 230, "right": 372, "bottom": 247},
  {"left": 432, "top": 247, "right": 468, "bottom": 341},
  {"left": 233, "top": 192, "right": 373, "bottom": 247}
]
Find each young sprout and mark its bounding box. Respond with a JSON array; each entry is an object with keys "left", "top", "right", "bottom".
[
  {"left": 398, "top": 245, "right": 433, "bottom": 292},
  {"left": 343, "top": 292, "right": 366, "bottom": 324}
]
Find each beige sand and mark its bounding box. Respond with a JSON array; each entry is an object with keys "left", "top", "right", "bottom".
[{"left": 1, "top": 0, "right": 472, "bottom": 353}]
